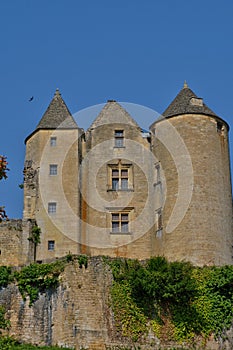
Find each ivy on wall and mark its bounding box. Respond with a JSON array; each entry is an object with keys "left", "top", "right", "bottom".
[
  {"left": 106, "top": 257, "right": 233, "bottom": 343},
  {"left": 0, "top": 254, "right": 88, "bottom": 306},
  {"left": 2, "top": 256, "right": 233, "bottom": 345}
]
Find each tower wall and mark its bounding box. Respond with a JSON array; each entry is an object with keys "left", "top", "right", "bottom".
[
  {"left": 24, "top": 129, "right": 82, "bottom": 261},
  {"left": 151, "top": 114, "right": 233, "bottom": 266},
  {"left": 82, "top": 122, "right": 155, "bottom": 259}
]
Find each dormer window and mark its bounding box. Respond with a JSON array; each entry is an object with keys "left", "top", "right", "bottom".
[
  {"left": 114, "top": 130, "right": 124, "bottom": 148},
  {"left": 190, "top": 97, "right": 203, "bottom": 107}
]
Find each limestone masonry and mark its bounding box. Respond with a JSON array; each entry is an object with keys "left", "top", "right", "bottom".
[{"left": 1, "top": 83, "right": 232, "bottom": 266}]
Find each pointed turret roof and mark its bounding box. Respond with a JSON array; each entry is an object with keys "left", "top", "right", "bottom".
[
  {"left": 36, "top": 89, "right": 78, "bottom": 129},
  {"left": 88, "top": 100, "right": 141, "bottom": 130},
  {"left": 162, "top": 82, "right": 218, "bottom": 118}
]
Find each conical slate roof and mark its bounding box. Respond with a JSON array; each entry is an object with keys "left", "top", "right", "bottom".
[
  {"left": 162, "top": 82, "right": 218, "bottom": 118},
  {"left": 36, "top": 89, "right": 78, "bottom": 129},
  {"left": 88, "top": 100, "right": 141, "bottom": 130}
]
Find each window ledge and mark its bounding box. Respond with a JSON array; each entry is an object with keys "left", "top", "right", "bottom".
[
  {"left": 113, "top": 146, "right": 125, "bottom": 149},
  {"left": 110, "top": 231, "right": 131, "bottom": 235},
  {"left": 107, "top": 189, "right": 134, "bottom": 192}
]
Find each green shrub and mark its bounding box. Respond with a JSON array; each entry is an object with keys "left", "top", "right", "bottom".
[
  {"left": 0, "top": 266, "right": 13, "bottom": 288},
  {"left": 14, "top": 261, "right": 65, "bottom": 306},
  {"left": 106, "top": 257, "right": 233, "bottom": 343}
]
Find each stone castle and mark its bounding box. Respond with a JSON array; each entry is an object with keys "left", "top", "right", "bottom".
[{"left": 1, "top": 83, "right": 232, "bottom": 266}]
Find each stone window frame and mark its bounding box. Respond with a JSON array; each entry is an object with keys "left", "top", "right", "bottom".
[
  {"left": 48, "top": 202, "right": 57, "bottom": 214},
  {"left": 49, "top": 164, "right": 58, "bottom": 176},
  {"left": 107, "top": 160, "right": 134, "bottom": 191},
  {"left": 48, "top": 240, "right": 55, "bottom": 251},
  {"left": 106, "top": 207, "right": 134, "bottom": 235},
  {"left": 114, "top": 130, "right": 124, "bottom": 148}
]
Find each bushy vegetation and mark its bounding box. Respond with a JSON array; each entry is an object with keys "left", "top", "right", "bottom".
[
  {"left": 14, "top": 261, "right": 65, "bottom": 306},
  {"left": 2, "top": 256, "right": 233, "bottom": 346},
  {"left": 0, "top": 266, "right": 13, "bottom": 288},
  {"left": 106, "top": 257, "right": 233, "bottom": 343},
  {"left": 0, "top": 337, "right": 73, "bottom": 350},
  {"left": 0, "top": 254, "right": 88, "bottom": 306}
]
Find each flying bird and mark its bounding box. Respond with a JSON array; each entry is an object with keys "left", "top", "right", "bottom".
[{"left": 29, "top": 96, "right": 34, "bottom": 102}]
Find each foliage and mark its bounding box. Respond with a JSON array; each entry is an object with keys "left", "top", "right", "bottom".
[
  {"left": 77, "top": 254, "right": 88, "bottom": 268},
  {"left": 14, "top": 261, "right": 66, "bottom": 306},
  {"left": 28, "top": 225, "right": 41, "bottom": 245},
  {"left": 0, "top": 306, "right": 10, "bottom": 334},
  {"left": 0, "top": 337, "right": 74, "bottom": 350},
  {"left": 0, "top": 254, "right": 88, "bottom": 308},
  {"left": 106, "top": 257, "right": 233, "bottom": 343},
  {"left": 0, "top": 266, "right": 13, "bottom": 288},
  {"left": 111, "top": 281, "right": 147, "bottom": 341},
  {"left": 0, "top": 156, "right": 9, "bottom": 181}
]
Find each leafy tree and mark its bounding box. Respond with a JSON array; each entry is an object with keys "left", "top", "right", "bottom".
[{"left": 0, "top": 156, "right": 9, "bottom": 181}]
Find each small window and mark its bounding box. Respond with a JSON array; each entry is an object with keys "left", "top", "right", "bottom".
[
  {"left": 111, "top": 213, "right": 129, "bottom": 233},
  {"left": 48, "top": 202, "right": 57, "bottom": 214},
  {"left": 154, "top": 163, "right": 161, "bottom": 186},
  {"left": 50, "top": 137, "right": 57, "bottom": 147},
  {"left": 49, "top": 164, "right": 58, "bottom": 175},
  {"left": 48, "top": 240, "right": 55, "bottom": 251},
  {"left": 114, "top": 130, "right": 124, "bottom": 148}
]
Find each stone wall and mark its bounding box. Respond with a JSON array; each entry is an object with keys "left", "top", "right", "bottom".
[
  {"left": 0, "top": 219, "right": 35, "bottom": 267},
  {"left": 1, "top": 257, "right": 233, "bottom": 350},
  {"left": 0, "top": 258, "right": 115, "bottom": 349}
]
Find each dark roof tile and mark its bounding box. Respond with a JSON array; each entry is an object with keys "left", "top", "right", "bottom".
[
  {"left": 162, "top": 83, "right": 218, "bottom": 118},
  {"left": 36, "top": 89, "right": 78, "bottom": 129}
]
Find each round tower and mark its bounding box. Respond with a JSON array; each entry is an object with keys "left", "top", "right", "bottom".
[
  {"left": 24, "top": 89, "right": 83, "bottom": 261},
  {"left": 150, "top": 83, "right": 233, "bottom": 266}
]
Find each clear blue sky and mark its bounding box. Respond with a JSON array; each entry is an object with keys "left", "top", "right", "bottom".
[{"left": 0, "top": 0, "right": 233, "bottom": 218}]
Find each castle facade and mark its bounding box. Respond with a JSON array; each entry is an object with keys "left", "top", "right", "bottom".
[{"left": 1, "top": 83, "right": 232, "bottom": 266}]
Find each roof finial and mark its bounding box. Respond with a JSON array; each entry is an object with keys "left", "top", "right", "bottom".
[
  {"left": 183, "top": 80, "right": 188, "bottom": 89},
  {"left": 55, "top": 88, "right": 61, "bottom": 96}
]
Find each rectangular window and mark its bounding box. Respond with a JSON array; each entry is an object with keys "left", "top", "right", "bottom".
[
  {"left": 50, "top": 137, "right": 57, "bottom": 147},
  {"left": 49, "top": 164, "right": 58, "bottom": 176},
  {"left": 114, "top": 130, "right": 124, "bottom": 148},
  {"left": 48, "top": 202, "right": 56, "bottom": 214},
  {"left": 112, "top": 169, "right": 119, "bottom": 190},
  {"left": 111, "top": 213, "right": 129, "bottom": 233},
  {"left": 111, "top": 167, "right": 128, "bottom": 190},
  {"left": 48, "top": 240, "right": 55, "bottom": 251}
]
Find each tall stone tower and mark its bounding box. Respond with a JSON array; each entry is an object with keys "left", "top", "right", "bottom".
[
  {"left": 24, "top": 89, "right": 83, "bottom": 261},
  {"left": 150, "top": 83, "right": 233, "bottom": 265}
]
